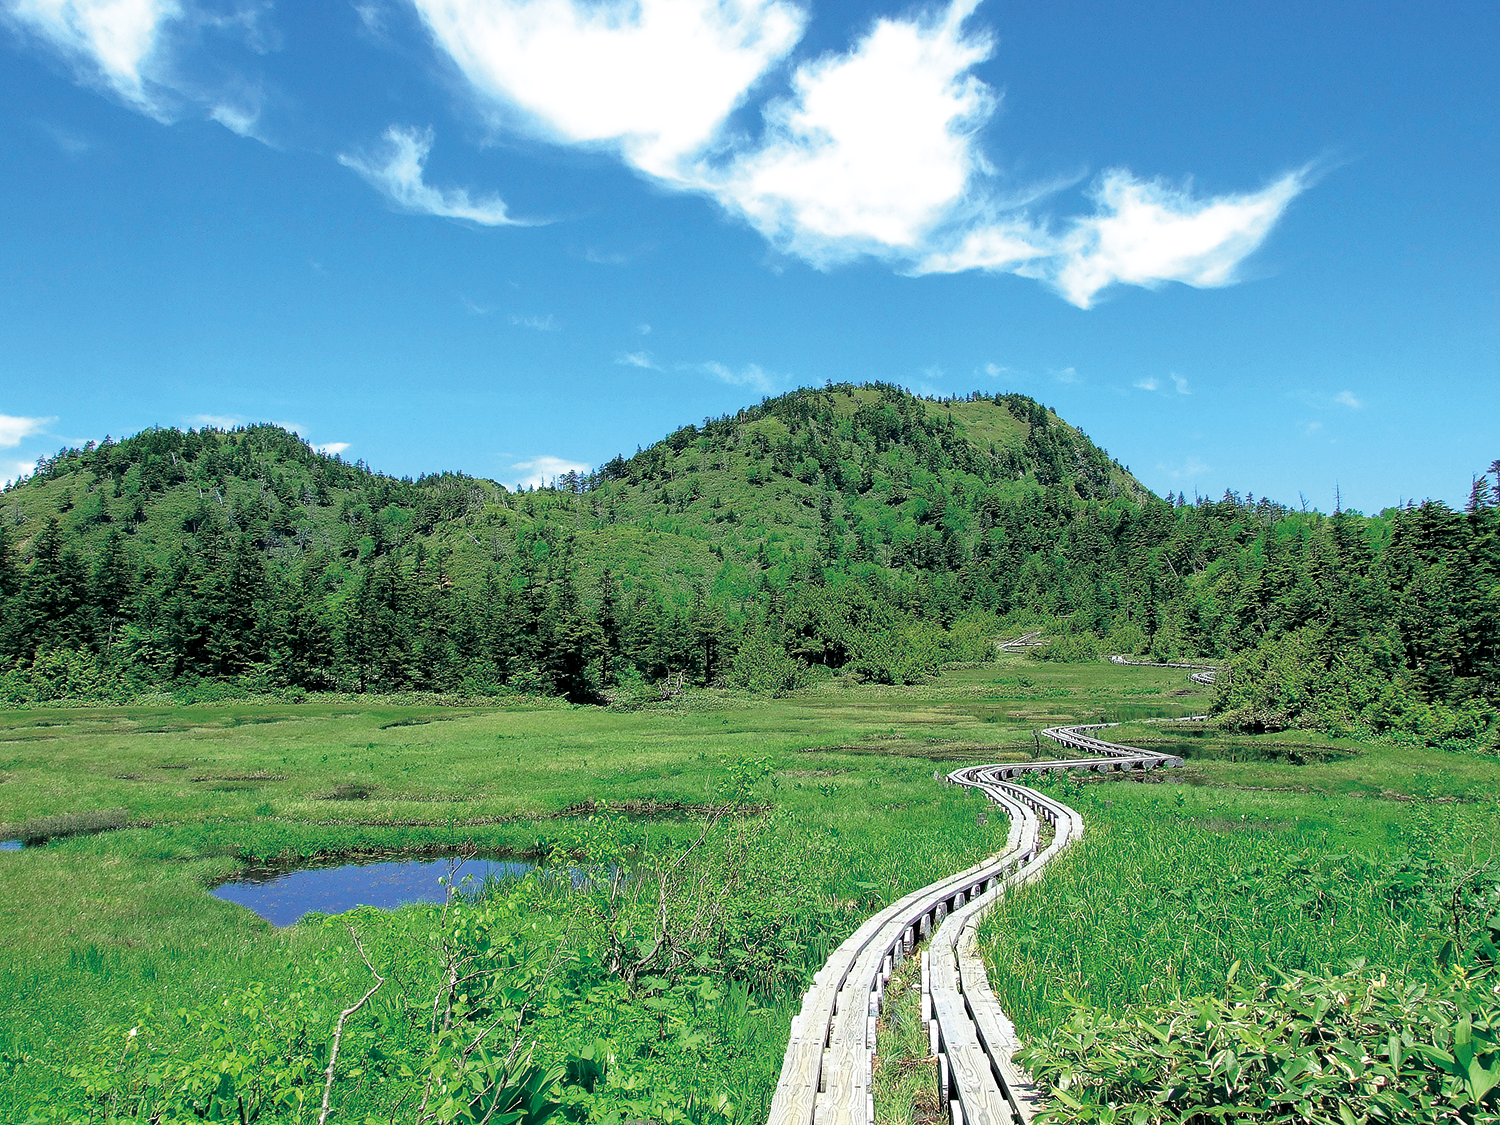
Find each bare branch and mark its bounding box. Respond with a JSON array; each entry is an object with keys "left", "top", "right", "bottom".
[{"left": 319, "top": 926, "right": 386, "bottom": 1125}]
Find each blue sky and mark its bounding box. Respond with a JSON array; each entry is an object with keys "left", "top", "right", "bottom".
[{"left": 1, "top": 0, "right": 1495, "bottom": 513}]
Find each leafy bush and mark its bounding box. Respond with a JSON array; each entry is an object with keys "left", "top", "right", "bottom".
[
  {"left": 847, "top": 622, "right": 945, "bottom": 684},
  {"left": 1030, "top": 634, "right": 1101, "bottom": 663},
  {"left": 730, "top": 623, "right": 810, "bottom": 696},
  {"left": 0, "top": 648, "right": 128, "bottom": 705},
  {"left": 1021, "top": 961, "right": 1500, "bottom": 1125},
  {"left": 1214, "top": 629, "right": 1500, "bottom": 751}
]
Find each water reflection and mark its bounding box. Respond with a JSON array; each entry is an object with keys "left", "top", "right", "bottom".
[
  {"left": 212, "top": 855, "right": 535, "bottom": 926},
  {"left": 0, "top": 840, "right": 22, "bottom": 851}
]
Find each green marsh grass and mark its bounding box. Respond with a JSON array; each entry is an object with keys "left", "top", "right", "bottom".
[
  {"left": 1, "top": 658, "right": 1496, "bottom": 1120},
  {"left": 873, "top": 962, "right": 940, "bottom": 1125},
  {"left": 980, "top": 776, "right": 1499, "bottom": 1035}
]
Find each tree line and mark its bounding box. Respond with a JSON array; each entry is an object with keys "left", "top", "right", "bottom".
[{"left": 0, "top": 389, "right": 1494, "bottom": 748}]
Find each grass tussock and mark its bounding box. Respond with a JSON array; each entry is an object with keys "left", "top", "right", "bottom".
[
  {"left": 874, "top": 961, "right": 941, "bottom": 1125},
  {"left": 3, "top": 806, "right": 130, "bottom": 845}
]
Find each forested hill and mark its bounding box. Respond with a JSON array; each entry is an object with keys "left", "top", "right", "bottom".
[
  {"left": 1, "top": 383, "right": 1496, "bottom": 751},
  {"left": 2, "top": 383, "right": 1146, "bottom": 581}
]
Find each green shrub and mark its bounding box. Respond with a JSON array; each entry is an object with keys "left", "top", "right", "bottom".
[
  {"left": 730, "top": 624, "right": 810, "bottom": 696},
  {"left": 1030, "top": 634, "right": 1101, "bottom": 663},
  {"left": 1021, "top": 963, "right": 1500, "bottom": 1125}
]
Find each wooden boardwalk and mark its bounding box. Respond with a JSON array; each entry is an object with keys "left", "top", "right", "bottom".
[
  {"left": 769, "top": 672, "right": 1202, "bottom": 1125},
  {"left": 1107, "top": 653, "right": 1219, "bottom": 686}
]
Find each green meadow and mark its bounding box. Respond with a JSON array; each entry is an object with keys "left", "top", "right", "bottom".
[{"left": 1, "top": 658, "right": 1496, "bottom": 1123}]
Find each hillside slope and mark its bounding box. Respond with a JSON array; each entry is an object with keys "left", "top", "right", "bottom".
[
  {"left": 1, "top": 383, "right": 1148, "bottom": 605},
  {"left": 2, "top": 383, "right": 1495, "bottom": 752}
]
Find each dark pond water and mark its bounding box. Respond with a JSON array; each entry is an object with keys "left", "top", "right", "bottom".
[
  {"left": 212, "top": 855, "right": 536, "bottom": 926},
  {"left": 1087, "top": 704, "right": 1203, "bottom": 723},
  {"left": 1141, "top": 739, "right": 1356, "bottom": 765}
]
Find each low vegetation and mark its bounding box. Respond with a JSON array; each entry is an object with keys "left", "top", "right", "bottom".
[
  {"left": 0, "top": 386, "right": 1495, "bottom": 1121},
  {"left": 0, "top": 656, "right": 1495, "bottom": 1122},
  {"left": 983, "top": 774, "right": 1500, "bottom": 1123}
]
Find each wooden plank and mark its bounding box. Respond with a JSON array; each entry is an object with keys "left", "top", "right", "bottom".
[{"left": 767, "top": 1039, "right": 823, "bottom": 1125}]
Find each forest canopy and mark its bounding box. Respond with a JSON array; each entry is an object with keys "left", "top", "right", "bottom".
[{"left": 1, "top": 384, "right": 1495, "bottom": 750}]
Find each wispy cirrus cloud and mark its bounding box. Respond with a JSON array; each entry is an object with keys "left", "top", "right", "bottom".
[
  {"left": 616, "top": 351, "right": 660, "bottom": 369},
  {"left": 509, "top": 312, "right": 560, "bottom": 331},
  {"left": 187, "top": 413, "right": 326, "bottom": 442},
  {"left": 1159, "top": 456, "right": 1210, "bottom": 481},
  {"left": 1335, "top": 390, "right": 1361, "bottom": 409},
  {"left": 188, "top": 412, "right": 243, "bottom": 429},
  {"left": 3, "top": 458, "right": 37, "bottom": 485},
  {"left": 4, "top": 0, "right": 182, "bottom": 117},
  {"left": 1135, "top": 373, "right": 1191, "bottom": 395},
  {"left": 314, "top": 441, "right": 351, "bottom": 456},
  {"left": 4, "top": 0, "right": 273, "bottom": 134},
  {"left": 340, "top": 125, "right": 530, "bottom": 226},
  {"left": 510, "top": 454, "right": 589, "bottom": 489},
  {"left": 0, "top": 413, "right": 56, "bottom": 448},
  {"left": 695, "top": 361, "right": 781, "bottom": 393}
]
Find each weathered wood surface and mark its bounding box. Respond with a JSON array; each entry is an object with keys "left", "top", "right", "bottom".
[
  {"left": 1107, "top": 654, "right": 1219, "bottom": 686},
  {"left": 768, "top": 709, "right": 1187, "bottom": 1125}
]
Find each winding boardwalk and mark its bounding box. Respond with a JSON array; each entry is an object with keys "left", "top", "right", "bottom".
[{"left": 769, "top": 658, "right": 1218, "bottom": 1125}]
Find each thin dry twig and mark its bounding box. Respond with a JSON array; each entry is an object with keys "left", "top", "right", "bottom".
[{"left": 319, "top": 925, "right": 385, "bottom": 1125}]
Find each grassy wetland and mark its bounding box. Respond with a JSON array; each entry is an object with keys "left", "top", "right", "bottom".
[
  {"left": 1, "top": 394, "right": 1496, "bottom": 1121},
  {"left": 2, "top": 657, "right": 1497, "bottom": 1123}
]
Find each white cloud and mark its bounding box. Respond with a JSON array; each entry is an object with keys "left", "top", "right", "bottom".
[
  {"left": 5, "top": 0, "right": 182, "bottom": 117},
  {"left": 0, "top": 413, "right": 55, "bottom": 448},
  {"left": 582, "top": 247, "right": 630, "bottom": 265},
  {"left": 5, "top": 0, "right": 271, "bottom": 133},
  {"left": 40, "top": 120, "right": 92, "bottom": 156},
  {"left": 339, "top": 125, "right": 527, "bottom": 226},
  {"left": 189, "top": 413, "right": 242, "bottom": 428},
  {"left": 411, "top": 0, "right": 804, "bottom": 178},
  {"left": 210, "top": 100, "right": 261, "bottom": 139},
  {"left": 314, "top": 442, "right": 351, "bottom": 456},
  {"left": 187, "top": 413, "right": 312, "bottom": 438},
  {"left": 509, "top": 312, "right": 560, "bottom": 331},
  {"left": 914, "top": 222, "right": 1050, "bottom": 276},
  {"left": 1335, "top": 390, "right": 1361, "bottom": 409},
  {"left": 510, "top": 454, "right": 590, "bottom": 489},
  {"left": 1053, "top": 366, "right": 1079, "bottom": 384},
  {"left": 636, "top": 323, "right": 652, "bottom": 335},
  {"left": 354, "top": 1, "right": 386, "bottom": 34},
  {"left": 1300, "top": 421, "right": 1323, "bottom": 436},
  {"left": 1170, "top": 373, "right": 1190, "bottom": 395},
  {"left": 1160, "top": 456, "right": 1209, "bottom": 481},
  {"left": 460, "top": 295, "right": 493, "bottom": 315},
  {"left": 16, "top": 0, "right": 1306, "bottom": 311},
  {"left": 188, "top": 412, "right": 242, "bottom": 429},
  {"left": 1133, "top": 377, "right": 1159, "bottom": 391},
  {"left": 696, "top": 361, "right": 779, "bottom": 392},
  {"left": 3, "top": 458, "right": 37, "bottom": 485},
  {"left": 616, "top": 351, "right": 659, "bottom": 369},
  {"left": 704, "top": 0, "right": 993, "bottom": 262},
  {"left": 1046, "top": 170, "right": 1306, "bottom": 308}
]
